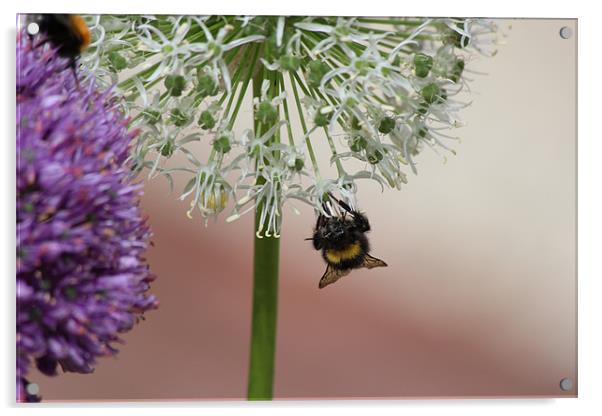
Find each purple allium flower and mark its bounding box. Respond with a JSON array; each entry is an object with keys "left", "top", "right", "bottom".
[{"left": 16, "top": 31, "right": 158, "bottom": 402}]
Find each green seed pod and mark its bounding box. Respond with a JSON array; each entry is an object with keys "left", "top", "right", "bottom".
[
  {"left": 444, "top": 23, "right": 470, "bottom": 48},
  {"left": 170, "top": 109, "right": 190, "bottom": 127},
  {"left": 292, "top": 157, "right": 304, "bottom": 172},
  {"left": 413, "top": 53, "right": 433, "bottom": 78},
  {"left": 421, "top": 83, "right": 441, "bottom": 104},
  {"left": 197, "top": 73, "right": 218, "bottom": 97},
  {"left": 350, "top": 135, "right": 367, "bottom": 152},
  {"left": 160, "top": 140, "right": 174, "bottom": 157},
  {"left": 279, "top": 54, "right": 301, "bottom": 72},
  {"left": 164, "top": 74, "right": 186, "bottom": 97},
  {"left": 198, "top": 110, "right": 216, "bottom": 130},
  {"left": 142, "top": 108, "right": 161, "bottom": 124},
  {"left": 378, "top": 117, "right": 396, "bottom": 134},
  {"left": 108, "top": 51, "right": 127, "bottom": 71},
  {"left": 255, "top": 101, "right": 279, "bottom": 125},
  {"left": 213, "top": 136, "right": 231, "bottom": 154},
  {"left": 314, "top": 108, "right": 332, "bottom": 127},
  {"left": 307, "top": 60, "right": 330, "bottom": 88},
  {"left": 449, "top": 59, "right": 465, "bottom": 83},
  {"left": 367, "top": 149, "right": 384, "bottom": 164}
]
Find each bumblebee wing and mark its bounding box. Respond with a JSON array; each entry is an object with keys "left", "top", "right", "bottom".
[
  {"left": 361, "top": 253, "right": 388, "bottom": 269},
  {"left": 318, "top": 265, "right": 351, "bottom": 289}
]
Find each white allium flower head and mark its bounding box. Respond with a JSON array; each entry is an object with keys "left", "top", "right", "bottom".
[{"left": 81, "top": 15, "right": 499, "bottom": 237}]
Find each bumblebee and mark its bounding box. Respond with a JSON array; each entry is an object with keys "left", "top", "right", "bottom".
[
  {"left": 308, "top": 194, "right": 387, "bottom": 289},
  {"left": 31, "top": 14, "right": 91, "bottom": 78}
]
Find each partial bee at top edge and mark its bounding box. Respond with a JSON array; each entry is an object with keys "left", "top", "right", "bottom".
[
  {"left": 26, "top": 14, "right": 91, "bottom": 81},
  {"left": 307, "top": 193, "right": 387, "bottom": 289}
]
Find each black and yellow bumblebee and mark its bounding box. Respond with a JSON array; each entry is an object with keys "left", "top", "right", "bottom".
[
  {"left": 308, "top": 194, "right": 387, "bottom": 289},
  {"left": 30, "top": 14, "right": 91, "bottom": 79}
]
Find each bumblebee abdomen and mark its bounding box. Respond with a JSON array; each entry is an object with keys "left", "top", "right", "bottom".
[
  {"left": 323, "top": 240, "right": 366, "bottom": 270},
  {"left": 69, "top": 15, "right": 91, "bottom": 51}
]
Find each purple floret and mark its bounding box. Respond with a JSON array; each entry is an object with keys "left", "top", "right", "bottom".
[{"left": 16, "top": 31, "right": 158, "bottom": 402}]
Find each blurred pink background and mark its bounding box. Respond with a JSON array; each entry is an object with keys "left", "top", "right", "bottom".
[{"left": 31, "top": 18, "right": 576, "bottom": 400}]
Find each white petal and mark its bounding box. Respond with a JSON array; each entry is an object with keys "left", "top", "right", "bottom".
[
  {"left": 223, "top": 34, "right": 265, "bottom": 51},
  {"left": 276, "top": 17, "right": 285, "bottom": 47},
  {"left": 294, "top": 22, "right": 334, "bottom": 33},
  {"left": 137, "top": 23, "right": 170, "bottom": 45}
]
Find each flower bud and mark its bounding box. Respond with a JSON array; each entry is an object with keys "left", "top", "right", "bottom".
[
  {"left": 278, "top": 54, "right": 301, "bottom": 72},
  {"left": 160, "top": 140, "right": 174, "bottom": 157},
  {"left": 170, "top": 108, "right": 190, "bottom": 127},
  {"left": 421, "top": 83, "right": 441, "bottom": 104},
  {"left": 291, "top": 157, "right": 304, "bottom": 172},
  {"left": 198, "top": 110, "right": 216, "bottom": 130},
  {"left": 444, "top": 23, "right": 470, "bottom": 48},
  {"left": 213, "top": 136, "right": 231, "bottom": 153},
  {"left": 378, "top": 117, "right": 396, "bottom": 134},
  {"left": 314, "top": 107, "right": 332, "bottom": 127},
  {"left": 307, "top": 60, "right": 330, "bottom": 88},
  {"left": 367, "top": 149, "right": 384, "bottom": 164},
  {"left": 413, "top": 53, "right": 433, "bottom": 78},
  {"left": 164, "top": 74, "right": 186, "bottom": 97},
  {"left": 449, "top": 58, "right": 465, "bottom": 83},
  {"left": 197, "top": 73, "right": 218, "bottom": 97},
  {"left": 142, "top": 108, "right": 161, "bottom": 124},
  {"left": 350, "top": 135, "right": 367, "bottom": 152}
]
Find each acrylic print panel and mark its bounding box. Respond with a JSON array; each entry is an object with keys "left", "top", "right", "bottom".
[{"left": 16, "top": 15, "right": 576, "bottom": 401}]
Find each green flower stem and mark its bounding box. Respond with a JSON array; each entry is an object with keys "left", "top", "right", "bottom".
[
  {"left": 217, "top": 49, "right": 250, "bottom": 107},
  {"left": 247, "top": 207, "right": 280, "bottom": 400},
  {"left": 247, "top": 62, "right": 281, "bottom": 401},
  {"left": 227, "top": 44, "right": 261, "bottom": 129},
  {"left": 279, "top": 76, "right": 295, "bottom": 146},
  {"left": 290, "top": 72, "right": 345, "bottom": 176},
  {"left": 289, "top": 71, "right": 320, "bottom": 177}
]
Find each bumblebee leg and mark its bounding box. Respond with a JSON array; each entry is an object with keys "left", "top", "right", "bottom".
[
  {"left": 327, "top": 192, "right": 353, "bottom": 213},
  {"left": 69, "top": 59, "right": 80, "bottom": 89},
  {"left": 327, "top": 193, "right": 370, "bottom": 231},
  {"left": 311, "top": 215, "right": 326, "bottom": 250}
]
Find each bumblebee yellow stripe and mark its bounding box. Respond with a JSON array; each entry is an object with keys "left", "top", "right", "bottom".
[
  {"left": 69, "top": 15, "right": 91, "bottom": 51},
  {"left": 325, "top": 241, "right": 361, "bottom": 264}
]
